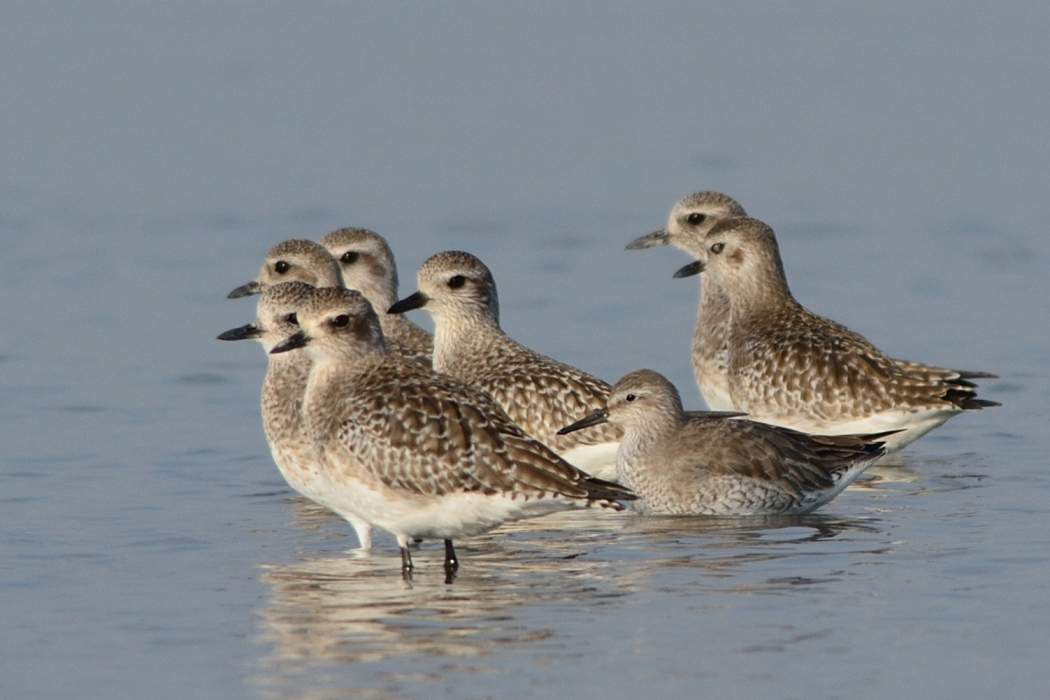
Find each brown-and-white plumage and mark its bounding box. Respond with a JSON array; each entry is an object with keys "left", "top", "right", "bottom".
[
  {"left": 229, "top": 236, "right": 425, "bottom": 364},
  {"left": 270, "top": 287, "right": 634, "bottom": 579},
  {"left": 627, "top": 191, "right": 995, "bottom": 410},
  {"left": 677, "top": 217, "right": 998, "bottom": 451},
  {"left": 319, "top": 227, "right": 433, "bottom": 360},
  {"left": 218, "top": 282, "right": 374, "bottom": 549},
  {"left": 388, "top": 251, "right": 623, "bottom": 482},
  {"left": 627, "top": 191, "right": 748, "bottom": 410},
  {"left": 559, "top": 370, "right": 888, "bottom": 515},
  {"left": 227, "top": 239, "right": 344, "bottom": 299}
]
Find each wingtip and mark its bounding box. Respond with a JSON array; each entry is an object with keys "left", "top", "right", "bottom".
[
  {"left": 943, "top": 388, "right": 1001, "bottom": 410},
  {"left": 582, "top": 475, "right": 637, "bottom": 505}
]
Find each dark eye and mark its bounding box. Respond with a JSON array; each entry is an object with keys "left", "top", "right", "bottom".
[
  {"left": 687, "top": 213, "right": 706, "bottom": 225},
  {"left": 332, "top": 314, "right": 350, "bottom": 327},
  {"left": 448, "top": 275, "right": 466, "bottom": 289},
  {"left": 710, "top": 242, "right": 725, "bottom": 254},
  {"left": 625, "top": 394, "right": 636, "bottom": 402},
  {"left": 274, "top": 261, "right": 291, "bottom": 274},
  {"left": 283, "top": 313, "right": 298, "bottom": 325},
  {"left": 340, "top": 251, "right": 359, "bottom": 264}
]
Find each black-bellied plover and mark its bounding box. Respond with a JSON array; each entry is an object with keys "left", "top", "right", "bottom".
[
  {"left": 628, "top": 191, "right": 995, "bottom": 409},
  {"left": 229, "top": 237, "right": 425, "bottom": 364},
  {"left": 559, "top": 369, "right": 889, "bottom": 515},
  {"left": 674, "top": 217, "right": 998, "bottom": 450},
  {"left": 217, "top": 281, "right": 373, "bottom": 550},
  {"left": 227, "top": 239, "right": 344, "bottom": 299},
  {"left": 388, "top": 251, "right": 622, "bottom": 482},
  {"left": 319, "top": 227, "right": 433, "bottom": 361},
  {"left": 270, "top": 286, "right": 634, "bottom": 580},
  {"left": 627, "top": 191, "right": 748, "bottom": 410}
]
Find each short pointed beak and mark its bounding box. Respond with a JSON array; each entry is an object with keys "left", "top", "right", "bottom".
[
  {"left": 270, "top": 330, "right": 309, "bottom": 354},
  {"left": 557, "top": 408, "right": 609, "bottom": 435},
  {"left": 673, "top": 260, "right": 704, "bottom": 278},
  {"left": 227, "top": 280, "right": 263, "bottom": 299},
  {"left": 625, "top": 228, "right": 670, "bottom": 250},
  {"left": 217, "top": 323, "right": 262, "bottom": 341},
  {"left": 387, "top": 291, "right": 429, "bottom": 315}
]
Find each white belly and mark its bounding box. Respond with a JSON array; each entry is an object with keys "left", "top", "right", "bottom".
[
  {"left": 751, "top": 408, "right": 960, "bottom": 453},
  {"left": 558, "top": 441, "right": 621, "bottom": 482}
]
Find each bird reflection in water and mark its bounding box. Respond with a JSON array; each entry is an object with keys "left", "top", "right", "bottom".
[{"left": 251, "top": 507, "right": 883, "bottom": 699}]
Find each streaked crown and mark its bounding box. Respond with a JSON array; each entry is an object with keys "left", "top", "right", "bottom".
[
  {"left": 606, "top": 369, "right": 685, "bottom": 431},
  {"left": 666, "top": 191, "right": 748, "bottom": 248},
  {"left": 258, "top": 239, "right": 344, "bottom": 290},
  {"left": 416, "top": 251, "right": 500, "bottom": 325},
  {"left": 628, "top": 191, "right": 746, "bottom": 255},
  {"left": 296, "top": 287, "right": 386, "bottom": 359}
]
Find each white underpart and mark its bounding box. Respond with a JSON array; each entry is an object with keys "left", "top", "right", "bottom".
[
  {"left": 558, "top": 441, "right": 621, "bottom": 482},
  {"left": 317, "top": 472, "right": 575, "bottom": 548},
  {"left": 753, "top": 407, "right": 961, "bottom": 453},
  {"left": 698, "top": 385, "right": 736, "bottom": 412}
]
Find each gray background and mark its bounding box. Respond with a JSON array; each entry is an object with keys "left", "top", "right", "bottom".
[{"left": 1, "top": 3, "right": 1045, "bottom": 698}]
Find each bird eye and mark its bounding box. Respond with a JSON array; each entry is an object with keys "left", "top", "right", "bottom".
[
  {"left": 710, "top": 242, "right": 725, "bottom": 254},
  {"left": 687, "top": 213, "right": 706, "bottom": 225},
  {"left": 341, "top": 251, "right": 359, "bottom": 264},
  {"left": 625, "top": 393, "right": 636, "bottom": 402},
  {"left": 284, "top": 313, "right": 298, "bottom": 325},
  {"left": 332, "top": 314, "right": 350, "bottom": 327},
  {"left": 274, "top": 261, "right": 291, "bottom": 274},
  {"left": 448, "top": 275, "right": 466, "bottom": 289}
]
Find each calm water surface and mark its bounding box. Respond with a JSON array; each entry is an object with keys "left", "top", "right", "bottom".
[{"left": 2, "top": 3, "right": 1047, "bottom": 698}]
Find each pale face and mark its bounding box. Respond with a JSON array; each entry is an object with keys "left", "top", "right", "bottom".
[
  {"left": 256, "top": 249, "right": 341, "bottom": 290},
  {"left": 292, "top": 288, "right": 385, "bottom": 363},
  {"left": 413, "top": 252, "right": 498, "bottom": 324},
  {"left": 702, "top": 225, "right": 761, "bottom": 286},
  {"left": 230, "top": 240, "right": 343, "bottom": 298},
  {"left": 700, "top": 219, "right": 789, "bottom": 303},
  {"left": 663, "top": 192, "right": 748, "bottom": 259},
  {"left": 604, "top": 370, "right": 684, "bottom": 431},
  {"left": 320, "top": 230, "right": 397, "bottom": 299}
]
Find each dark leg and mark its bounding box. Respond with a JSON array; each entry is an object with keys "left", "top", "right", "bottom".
[
  {"left": 443, "top": 539, "right": 459, "bottom": 584},
  {"left": 401, "top": 546, "right": 414, "bottom": 581}
]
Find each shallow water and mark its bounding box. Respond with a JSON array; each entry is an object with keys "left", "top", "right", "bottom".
[{"left": 2, "top": 2, "right": 1048, "bottom": 698}]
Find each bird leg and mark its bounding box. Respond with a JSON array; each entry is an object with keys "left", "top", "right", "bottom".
[
  {"left": 400, "top": 546, "right": 414, "bottom": 581},
  {"left": 444, "top": 539, "right": 459, "bottom": 583}
]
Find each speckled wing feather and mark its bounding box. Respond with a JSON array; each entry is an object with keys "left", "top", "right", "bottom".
[
  {"left": 669, "top": 416, "right": 885, "bottom": 496},
  {"left": 386, "top": 338, "right": 433, "bottom": 368},
  {"left": 729, "top": 306, "right": 984, "bottom": 421},
  {"left": 385, "top": 318, "right": 434, "bottom": 358},
  {"left": 309, "top": 357, "right": 632, "bottom": 505},
  {"left": 452, "top": 334, "right": 625, "bottom": 451},
  {"left": 890, "top": 358, "right": 996, "bottom": 387}
]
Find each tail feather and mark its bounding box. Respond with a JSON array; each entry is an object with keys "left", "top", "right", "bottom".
[
  {"left": 581, "top": 475, "right": 636, "bottom": 510},
  {"left": 943, "top": 388, "right": 1001, "bottom": 410}
]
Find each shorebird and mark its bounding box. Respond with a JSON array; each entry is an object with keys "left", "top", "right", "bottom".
[
  {"left": 388, "top": 251, "right": 623, "bottom": 482},
  {"left": 227, "top": 239, "right": 343, "bottom": 298},
  {"left": 271, "top": 286, "right": 634, "bottom": 580},
  {"left": 560, "top": 369, "right": 889, "bottom": 515},
  {"left": 229, "top": 236, "right": 424, "bottom": 364},
  {"left": 627, "top": 191, "right": 995, "bottom": 409},
  {"left": 673, "top": 216, "right": 998, "bottom": 450},
  {"left": 217, "top": 282, "right": 374, "bottom": 549},
  {"left": 627, "top": 191, "right": 748, "bottom": 410},
  {"left": 320, "top": 227, "right": 433, "bottom": 360}
]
